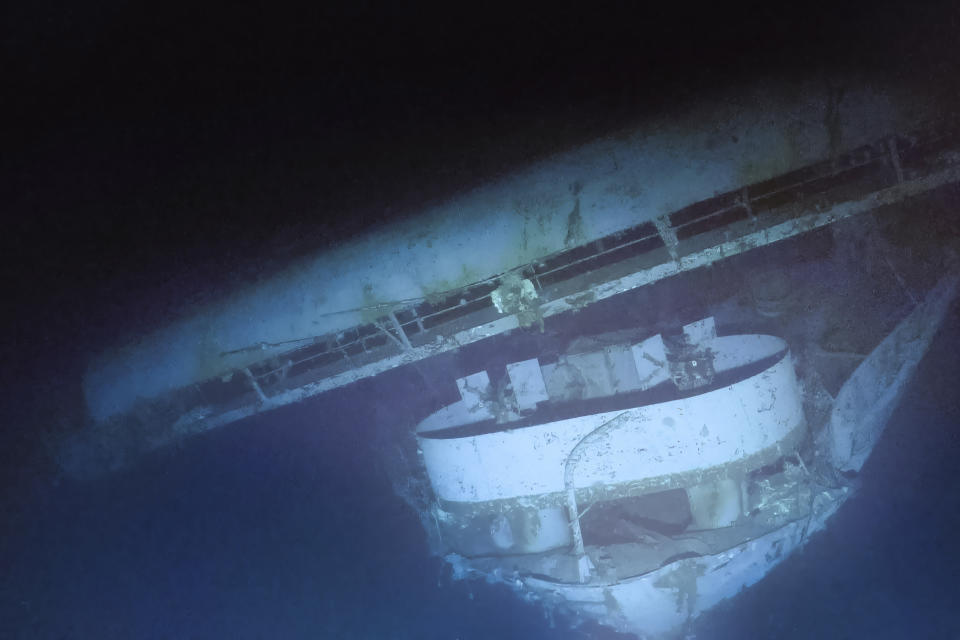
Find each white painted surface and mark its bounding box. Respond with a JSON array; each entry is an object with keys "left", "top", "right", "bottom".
[
  {"left": 506, "top": 359, "right": 549, "bottom": 412},
  {"left": 829, "top": 273, "right": 959, "bottom": 471},
  {"left": 711, "top": 334, "right": 784, "bottom": 372},
  {"left": 605, "top": 344, "right": 643, "bottom": 394},
  {"left": 632, "top": 334, "right": 670, "bottom": 390},
  {"left": 61, "top": 163, "right": 959, "bottom": 480},
  {"left": 523, "top": 508, "right": 830, "bottom": 639},
  {"left": 564, "top": 351, "right": 615, "bottom": 399},
  {"left": 418, "top": 336, "right": 801, "bottom": 504},
  {"left": 82, "top": 79, "right": 926, "bottom": 423},
  {"left": 455, "top": 371, "right": 492, "bottom": 415},
  {"left": 683, "top": 316, "right": 717, "bottom": 345}
]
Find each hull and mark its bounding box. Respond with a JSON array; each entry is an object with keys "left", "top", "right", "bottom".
[
  {"left": 413, "top": 275, "right": 958, "bottom": 639},
  {"left": 84, "top": 79, "right": 923, "bottom": 425},
  {"left": 523, "top": 507, "right": 839, "bottom": 639},
  {"left": 57, "top": 90, "right": 960, "bottom": 481}
]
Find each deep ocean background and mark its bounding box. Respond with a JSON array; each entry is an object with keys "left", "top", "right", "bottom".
[
  {"left": 3, "top": 2, "right": 960, "bottom": 638},
  {"left": 2, "top": 296, "right": 958, "bottom": 639}
]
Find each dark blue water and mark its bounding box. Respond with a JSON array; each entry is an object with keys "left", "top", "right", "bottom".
[
  {"left": 3, "top": 309, "right": 958, "bottom": 640},
  {"left": 1, "top": 386, "right": 603, "bottom": 639},
  {"left": 693, "top": 307, "right": 960, "bottom": 638}
]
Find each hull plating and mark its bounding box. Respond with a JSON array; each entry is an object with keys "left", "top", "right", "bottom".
[{"left": 413, "top": 274, "right": 958, "bottom": 639}]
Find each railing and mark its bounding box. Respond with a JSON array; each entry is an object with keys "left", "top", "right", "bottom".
[{"left": 137, "top": 117, "right": 960, "bottom": 431}]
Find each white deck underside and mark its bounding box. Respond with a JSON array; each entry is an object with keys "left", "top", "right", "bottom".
[{"left": 419, "top": 337, "right": 802, "bottom": 504}]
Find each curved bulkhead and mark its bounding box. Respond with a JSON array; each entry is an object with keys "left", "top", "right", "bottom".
[
  {"left": 416, "top": 321, "right": 805, "bottom": 557},
  {"left": 417, "top": 277, "right": 959, "bottom": 640}
]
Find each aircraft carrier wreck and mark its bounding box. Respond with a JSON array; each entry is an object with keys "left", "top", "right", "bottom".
[{"left": 53, "top": 76, "right": 960, "bottom": 638}]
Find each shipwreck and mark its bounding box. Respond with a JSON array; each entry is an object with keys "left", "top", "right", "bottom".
[
  {"left": 57, "top": 76, "right": 960, "bottom": 638},
  {"left": 411, "top": 276, "right": 955, "bottom": 638}
]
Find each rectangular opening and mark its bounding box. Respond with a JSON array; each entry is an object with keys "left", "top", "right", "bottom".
[{"left": 580, "top": 489, "right": 693, "bottom": 546}]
